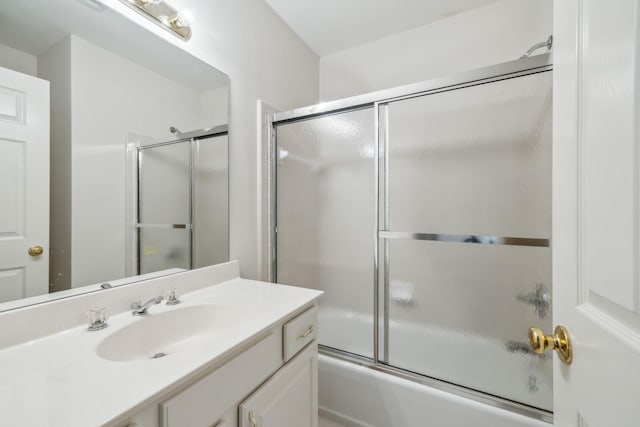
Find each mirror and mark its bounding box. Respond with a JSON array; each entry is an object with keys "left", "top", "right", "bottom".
[{"left": 0, "top": 0, "right": 229, "bottom": 310}]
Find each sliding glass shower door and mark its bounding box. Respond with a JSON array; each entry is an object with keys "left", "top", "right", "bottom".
[
  {"left": 379, "top": 71, "right": 552, "bottom": 410},
  {"left": 273, "top": 61, "right": 553, "bottom": 413},
  {"left": 136, "top": 132, "right": 229, "bottom": 275},
  {"left": 276, "top": 108, "right": 376, "bottom": 358},
  {"left": 138, "top": 141, "right": 192, "bottom": 274}
]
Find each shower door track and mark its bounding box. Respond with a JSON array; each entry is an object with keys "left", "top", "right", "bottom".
[
  {"left": 272, "top": 54, "right": 552, "bottom": 123},
  {"left": 269, "top": 53, "right": 553, "bottom": 423}
]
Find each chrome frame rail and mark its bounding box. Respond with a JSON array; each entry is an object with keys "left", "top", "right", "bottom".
[
  {"left": 135, "top": 224, "right": 192, "bottom": 229},
  {"left": 373, "top": 104, "right": 380, "bottom": 362},
  {"left": 379, "top": 231, "right": 550, "bottom": 247},
  {"left": 319, "top": 346, "right": 553, "bottom": 424},
  {"left": 138, "top": 125, "right": 228, "bottom": 149},
  {"left": 269, "top": 114, "right": 278, "bottom": 283},
  {"left": 272, "top": 53, "right": 551, "bottom": 123}
]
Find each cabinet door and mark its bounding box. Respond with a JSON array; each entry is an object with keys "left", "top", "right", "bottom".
[{"left": 239, "top": 343, "right": 318, "bottom": 427}]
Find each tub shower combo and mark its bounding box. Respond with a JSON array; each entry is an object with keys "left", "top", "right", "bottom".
[{"left": 269, "top": 54, "right": 553, "bottom": 426}]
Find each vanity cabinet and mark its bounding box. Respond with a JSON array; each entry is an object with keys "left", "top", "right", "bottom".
[
  {"left": 118, "top": 304, "right": 318, "bottom": 427},
  {"left": 239, "top": 344, "right": 318, "bottom": 427}
]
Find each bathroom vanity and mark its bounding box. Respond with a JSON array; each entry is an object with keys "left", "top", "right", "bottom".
[{"left": 0, "top": 262, "right": 322, "bottom": 427}]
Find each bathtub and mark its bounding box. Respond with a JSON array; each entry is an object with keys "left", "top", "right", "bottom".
[
  {"left": 317, "top": 307, "right": 551, "bottom": 427},
  {"left": 318, "top": 355, "right": 550, "bottom": 427}
]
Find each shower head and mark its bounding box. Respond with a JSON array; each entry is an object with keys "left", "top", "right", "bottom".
[
  {"left": 169, "top": 126, "right": 182, "bottom": 135},
  {"left": 520, "top": 35, "right": 553, "bottom": 59}
]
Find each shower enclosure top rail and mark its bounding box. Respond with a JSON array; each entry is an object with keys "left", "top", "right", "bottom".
[
  {"left": 138, "top": 124, "right": 229, "bottom": 150},
  {"left": 271, "top": 53, "right": 552, "bottom": 124}
]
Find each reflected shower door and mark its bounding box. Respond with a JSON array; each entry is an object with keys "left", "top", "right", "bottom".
[
  {"left": 138, "top": 141, "right": 191, "bottom": 274},
  {"left": 193, "top": 134, "right": 229, "bottom": 268},
  {"left": 276, "top": 108, "right": 375, "bottom": 358},
  {"left": 380, "top": 72, "right": 553, "bottom": 410}
]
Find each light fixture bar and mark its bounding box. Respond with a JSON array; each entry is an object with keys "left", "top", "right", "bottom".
[{"left": 118, "top": 0, "right": 192, "bottom": 41}]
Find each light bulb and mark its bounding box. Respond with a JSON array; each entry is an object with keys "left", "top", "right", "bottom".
[{"left": 174, "top": 11, "right": 193, "bottom": 27}]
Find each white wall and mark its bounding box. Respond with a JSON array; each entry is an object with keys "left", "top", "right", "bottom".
[
  {"left": 200, "top": 86, "right": 228, "bottom": 128},
  {"left": 319, "top": 0, "right": 552, "bottom": 101},
  {"left": 100, "top": 0, "right": 320, "bottom": 281},
  {"left": 0, "top": 43, "right": 37, "bottom": 76},
  {"left": 37, "top": 37, "right": 72, "bottom": 293}
]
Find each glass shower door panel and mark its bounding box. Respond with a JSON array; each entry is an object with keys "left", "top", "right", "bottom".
[
  {"left": 193, "top": 135, "right": 228, "bottom": 268},
  {"left": 386, "top": 72, "right": 552, "bottom": 238},
  {"left": 276, "top": 108, "right": 375, "bottom": 358},
  {"left": 139, "top": 141, "right": 191, "bottom": 225},
  {"left": 139, "top": 228, "right": 190, "bottom": 274},
  {"left": 385, "top": 239, "right": 552, "bottom": 411}
]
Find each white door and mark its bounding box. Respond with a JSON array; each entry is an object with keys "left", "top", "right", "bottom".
[
  {"left": 0, "top": 66, "right": 49, "bottom": 303},
  {"left": 553, "top": 1, "right": 640, "bottom": 426}
]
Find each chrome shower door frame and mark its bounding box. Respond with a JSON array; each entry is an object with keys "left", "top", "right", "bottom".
[
  {"left": 268, "top": 54, "right": 553, "bottom": 423},
  {"left": 134, "top": 125, "right": 229, "bottom": 275}
]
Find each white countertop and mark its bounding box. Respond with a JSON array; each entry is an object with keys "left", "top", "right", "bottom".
[{"left": 0, "top": 278, "right": 322, "bottom": 427}]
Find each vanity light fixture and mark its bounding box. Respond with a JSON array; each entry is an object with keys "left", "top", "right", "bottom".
[{"left": 119, "top": 0, "right": 192, "bottom": 41}]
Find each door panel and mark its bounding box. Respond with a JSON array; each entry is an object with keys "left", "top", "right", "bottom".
[
  {"left": 0, "top": 66, "right": 49, "bottom": 302},
  {"left": 381, "top": 71, "right": 553, "bottom": 411},
  {"left": 386, "top": 73, "right": 552, "bottom": 238},
  {"left": 139, "top": 141, "right": 191, "bottom": 225},
  {"left": 138, "top": 228, "right": 190, "bottom": 274},
  {"left": 193, "top": 134, "right": 228, "bottom": 268},
  {"left": 239, "top": 344, "right": 318, "bottom": 427},
  {"left": 0, "top": 139, "right": 25, "bottom": 235},
  {"left": 554, "top": 1, "right": 640, "bottom": 426},
  {"left": 0, "top": 269, "right": 25, "bottom": 302},
  {"left": 384, "top": 239, "right": 552, "bottom": 410},
  {"left": 276, "top": 108, "right": 375, "bottom": 358}
]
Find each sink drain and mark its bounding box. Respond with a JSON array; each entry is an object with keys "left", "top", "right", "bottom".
[{"left": 150, "top": 352, "right": 168, "bottom": 359}]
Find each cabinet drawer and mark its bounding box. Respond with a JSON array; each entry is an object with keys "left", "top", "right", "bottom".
[{"left": 283, "top": 306, "right": 317, "bottom": 361}]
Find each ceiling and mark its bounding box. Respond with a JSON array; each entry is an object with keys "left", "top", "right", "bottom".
[{"left": 264, "top": 0, "right": 501, "bottom": 56}]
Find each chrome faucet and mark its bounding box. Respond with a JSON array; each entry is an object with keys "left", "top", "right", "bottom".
[{"left": 131, "top": 296, "right": 163, "bottom": 315}]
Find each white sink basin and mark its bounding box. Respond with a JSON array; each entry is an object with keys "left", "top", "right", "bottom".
[{"left": 96, "top": 304, "right": 241, "bottom": 362}]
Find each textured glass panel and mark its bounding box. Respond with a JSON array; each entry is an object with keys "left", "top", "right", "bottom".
[
  {"left": 193, "top": 135, "right": 228, "bottom": 268},
  {"left": 384, "top": 239, "right": 552, "bottom": 411},
  {"left": 276, "top": 108, "right": 375, "bottom": 358},
  {"left": 139, "top": 141, "right": 190, "bottom": 224},
  {"left": 387, "top": 72, "right": 552, "bottom": 238},
  {"left": 139, "top": 228, "right": 190, "bottom": 274}
]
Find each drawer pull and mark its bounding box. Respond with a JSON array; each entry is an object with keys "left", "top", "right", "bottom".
[
  {"left": 249, "top": 410, "right": 258, "bottom": 427},
  {"left": 296, "top": 325, "right": 314, "bottom": 341}
]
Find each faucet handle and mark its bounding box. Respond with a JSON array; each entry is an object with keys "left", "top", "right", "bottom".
[
  {"left": 164, "top": 289, "right": 181, "bottom": 306},
  {"left": 86, "top": 307, "right": 108, "bottom": 331}
]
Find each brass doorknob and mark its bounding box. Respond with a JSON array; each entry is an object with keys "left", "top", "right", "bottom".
[
  {"left": 528, "top": 325, "right": 573, "bottom": 364},
  {"left": 28, "top": 245, "right": 44, "bottom": 257}
]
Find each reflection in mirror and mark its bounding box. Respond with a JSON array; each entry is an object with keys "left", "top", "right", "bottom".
[{"left": 0, "top": 0, "right": 229, "bottom": 309}]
